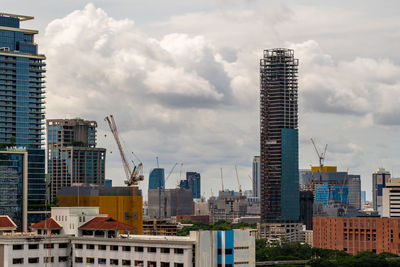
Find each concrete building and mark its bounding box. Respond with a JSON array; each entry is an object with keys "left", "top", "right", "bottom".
[
  {"left": 361, "top": 190, "right": 366, "bottom": 205},
  {"left": 300, "top": 190, "right": 313, "bottom": 230},
  {"left": 180, "top": 172, "right": 201, "bottom": 199},
  {"left": 382, "top": 178, "right": 400, "bottom": 218},
  {"left": 0, "top": 13, "right": 47, "bottom": 224},
  {"left": 260, "top": 48, "right": 299, "bottom": 222},
  {"left": 313, "top": 216, "right": 400, "bottom": 255},
  {"left": 208, "top": 191, "right": 260, "bottom": 224},
  {"left": 143, "top": 219, "right": 178, "bottom": 236},
  {"left": 257, "top": 222, "right": 305, "bottom": 244},
  {"left": 373, "top": 168, "right": 391, "bottom": 214},
  {"left": 57, "top": 185, "right": 143, "bottom": 234},
  {"left": 0, "top": 149, "right": 28, "bottom": 231},
  {"left": 47, "top": 118, "right": 106, "bottom": 203},
  {"left": 148, "top": 168, "right": 165, "bottom": 190},
  {"left": 148, "top": 188, "right": 194, "bottom": 219},
  {"left": 252, "top": 156, "right": 260, "bottom": 197}
]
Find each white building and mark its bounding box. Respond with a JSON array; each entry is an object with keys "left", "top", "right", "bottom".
[{"left": 382, "top": 178, "right": 400, "bottom": 218}]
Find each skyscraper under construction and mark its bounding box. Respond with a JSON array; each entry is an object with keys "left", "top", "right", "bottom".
[{"left": 260, "top": 48, "right": 299, "bottom": 222}]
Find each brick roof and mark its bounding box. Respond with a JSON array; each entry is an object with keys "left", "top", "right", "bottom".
[
  {"left": 79, "top": 217, "right": 136, "bottom": 231},
  {"left": 30, "top": 218, "right": 62, "bottom": 229},
  {"left": 0, "top": 216, "right": 17, "bottom": 229}
]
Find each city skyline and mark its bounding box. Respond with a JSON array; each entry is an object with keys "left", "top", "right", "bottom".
[{"left": 2, "top": 1, "right": 400, "bottom": 201}]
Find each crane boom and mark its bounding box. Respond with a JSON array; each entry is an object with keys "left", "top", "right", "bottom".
[{"left": 104, "top": 115, "right": 143, "bottom": 186}]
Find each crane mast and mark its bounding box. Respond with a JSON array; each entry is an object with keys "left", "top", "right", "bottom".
[{"left": 104, "top": 115, "right": 144, "bottom": 186}]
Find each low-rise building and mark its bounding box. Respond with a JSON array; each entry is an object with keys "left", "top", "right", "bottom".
[
  {"left": 257, "top": 222, "right": 305, "bottom": 245},
  {"left": 313, "top": 217, "right": 400, "bottom": 255},
  {"left": 143, "top": 219, "right": 178, "bottom": 236},
  {"left": 383, "top": 178, "right": 400, "bottom": 218}
]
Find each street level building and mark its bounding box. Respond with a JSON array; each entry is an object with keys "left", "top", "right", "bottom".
[
  {"left": 47, "top": 118, "right": 106, "bottom": 203},
  {"left": 0, "top": 13, "right": 47, "bottom": 224},
  {"left": 373, "top": 168, "right": 391, "bottom": 214},
  {"left": 260, "top": 48, "right": 299, "bottom": 222},
  {"left": 313, "top": 216, "right": 400, "bottom": 255}
]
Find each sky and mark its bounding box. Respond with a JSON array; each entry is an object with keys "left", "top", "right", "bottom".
[{"left": 3, "top": 0, "right": 400, "bottom": 201}]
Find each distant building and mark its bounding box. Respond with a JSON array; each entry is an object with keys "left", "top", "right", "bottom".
[
  {"left": 260, "top": 48, "right": 299, "bottom": 222},
  {"left": 313, "top": 216, "right": 400, "bottom": 255},
  {"left": 208, "top": 191, "right": 260, "bottom": 224},
  {"left": 361, "top": 190, "right": 366, "bottom": 205},
  {"left": 148, "top": 168, "right": 165, "bottom": 190},
  {"left": 47, "top": 118, "right": 106, "bottom": 202},
  {"left": 382, "top": 178, "right": 400, "bottom": 218},
  {"left": 148, "top": 188, "right": 194, "bottom": 218},
  {"left": 372, "top": 168, "right": 391, "bottom": 214},
  {"left": 252, "top": 156, "right": 260, "bottom": 197},
  {"left": 176, "top": 215, "right": 210, "bottom": 224},
  {"left": 257, "top": 222, "right": 305, "bottom": 244},
  {"left": 0, "top": 13, "right": 47, "bottom": 224},
  {"left": 180, "top": 172, "right": 201, "bottom": 199},
  {"left": 105, "top": 179, "right": 112, "bottom": 187},
  {"left": 300, "top": 190, "right": 313, "bottom": 230},
  {"left": 57, "top": 185, "right": 143, "bottom": 234},
  {"left": 143, "top": 219, "right": 177, "bottom": 236}
]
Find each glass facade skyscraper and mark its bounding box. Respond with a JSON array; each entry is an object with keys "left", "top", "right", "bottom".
[
  {"left": 0, "top": 14, "right": 46, "bottom": 223},
  {"left": 260, "top": 48, "right": 299, "bottom": 222},
  {"left": 148, "top": 168, "right": 165, "bottom": 190}
]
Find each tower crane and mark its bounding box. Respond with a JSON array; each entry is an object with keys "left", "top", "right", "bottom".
[
  {"left": 104, "top": 115, "right": 144, "bottom": 186},
  {"left": 310, "top": 138, "right": 328, "bottom": 171},
  {"left": 235, "top": 165, "right": 242, "bottom": 195},
  {"left": 220, "top": 168, "right": 224, "bottom": 195}
]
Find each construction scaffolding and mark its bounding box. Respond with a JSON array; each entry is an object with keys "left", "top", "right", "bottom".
[{"left": 260, "top": 48, "right": 299, "bottom": 222}]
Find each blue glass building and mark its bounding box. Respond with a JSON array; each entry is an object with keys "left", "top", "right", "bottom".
[
  {"left": 0, "top": 14, "right": 46, "bottom": 223},
  {"left": 148, "top": 168, "right": 165, "bottom": 190}
]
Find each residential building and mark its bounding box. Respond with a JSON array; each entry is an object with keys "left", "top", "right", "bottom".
[
  {"left": 180, "top": 171, "right": 201, "bottom": 199},
  {"left": 0, "top": 149, "right": 28, "bottom": 231},
  {"left": 260, "top": 48, "right": 299, "bottom": 222},
  {"left": 304, "top": 229, "right": 313, "bottom": 247},
  {"left": 208, "top": 191, "right": 260, "bottom": 224},
  {"left": 0, "top": 13, "right": 47, "bottom": 224},
  {"left": 57, "top": 184, "right": 143, "bottom": 234},
  {"left": 313, "top": 216, "right": 400, "bottom": 255},
  {"left": 252, "top": 156, "right": 260, "bottom": 197},
  {"left": 148, "top": 188, "right": 194, "bottom": 219},
  {"left": 148, "top": 168, "right": 165, "bottom": 190},
  {"left": 373, "top": 168, "right": 391, "bottom": 214},
  {"left": 47, "top": 118, "right": 106, "bottom": 203},
  {"left": 382, "top": 178, "right": 400, "bottom": 218}
]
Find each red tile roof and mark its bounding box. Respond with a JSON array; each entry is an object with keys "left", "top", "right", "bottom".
[
  {"left": 0, "top": 216, "right": 17, "bottom": 229},
  {"left": 30, "top": 218, "right": 62, "bottom": 229},
  {"left": 79, "top": 217, "right": 136, "bottom": 231}
]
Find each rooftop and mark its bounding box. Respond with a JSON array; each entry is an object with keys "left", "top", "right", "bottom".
[
  {"left": 0, "top": 216, "right": 17, "bottom": 229},
  {"left": 79, "top": 217, "right": 136, "bottom": 231},
  {"left": 30, "top": 218, "right": 62, "bottom": 229},
  {"left": 0, "top": 13, "right": 33, "bottom": 21}
]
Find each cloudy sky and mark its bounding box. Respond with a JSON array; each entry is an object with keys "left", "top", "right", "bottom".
[{"left": 4, "top": 0, "right": 400, "bottom": 201}]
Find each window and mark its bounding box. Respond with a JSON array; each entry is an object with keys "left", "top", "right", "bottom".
[
  {"left": 161, "top": 248, "right": 170, "bottom": 253},
  {"left": 28, "top": 244, "right": 38, "bottom": 249},
  {"left": 174, "top": 264, "right": 184, "bottom": 267},
  {"left": 59, "top": 256, "right": 68, "bottom": 262},
  {"left": 75, "top": 257, "right": 83, "bottom": 263},
  {"left": 135, "top": 261, "right": 144, "bottom": 266},
  {"left": 135, "top": 246, "right": 144, "bottom": 252},
  {"left": 44, "top": 257, "right": 54, "bottom": 263},
  {"left": 225, "top": 248, "right": 233, "bottom": 254},
  {"left": 110, "top": 259, "right": 119, "bottom": 265},
  {"left": 110, "top": 245, "right": 119, "bottom": 251},
  {"left": 122, "top": 246, "right": 131, "bottom": 251},
  {"left": 28, "top": 258, "right": 39, "bottom": 263},
  {"left": 217, "top": 248, "right": 222, "bottom": 255},
  {"left": 86, "top": 257, "right": 95, "bottom": 264},
  {"left": 44, "top": 243, "right": 54, "bottom": 249},
  {"left": 148, "top": 262, "right": 157, "bottom": 267},
  {"left": 12, "top": 258, "right": 23, "bottom": 264},
  {"left": 161, "top": 263, "right": 170, "bottom": 267},
  {"left": 98, "top": 244, "right": 107, "bottom": 250},
  {"left": 59, "top": 243, "right": 68, "bottom": 248},
  {"left": 75, "top": 243, "right": 83, "bottom": 249},
  {"left": 122, "top": 259, "right": 131, "bottom": 266},
  {"left": 174, "top": 248, "right": 184, "bottom": 254},
  {"left": 98, "top": 258, "right": 107, "bottom": 265},
  {"left": 87, "top": 244, "right": 95, "bottom": 250},
  {"left": 148, "top": 247, "right": 157, "bottom": 253},
  {"left": 12, "top": 244, "right": 23, "bottom": 250}
]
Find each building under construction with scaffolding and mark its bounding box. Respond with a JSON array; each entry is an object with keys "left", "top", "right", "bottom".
[{"left": 260, "top": 48, "right": 299, "bottom": 222}]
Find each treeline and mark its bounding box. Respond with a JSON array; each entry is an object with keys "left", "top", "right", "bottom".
[
  {"left": 256, "top": 240, "right": 400, "bottom": 266},
  {"left": 177, "top": 220, "right": 257, "bottom": 236}
]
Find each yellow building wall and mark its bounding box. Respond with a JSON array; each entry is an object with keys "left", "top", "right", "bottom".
[
  {"left": 311, "top": 166, "right": 337, "bottom": 173},
  {"left": 57, "top": 195, "right": 143, "bottom": 235}
]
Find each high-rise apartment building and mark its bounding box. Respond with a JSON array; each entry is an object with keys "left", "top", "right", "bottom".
[
  {"left": 180, "top": 172, "right": 201, "bottom": 199},
  {"left": 260, "top": 48, "right": 299, "bottom": 222},
  {"left": 47, "top": 119, "right": 106, "bottom": 202},
  {"left": 372, "top": 168, "right": 391, "bottom": 214},
  {"left": 148, "top": 168, "right": 165, "bottom": 190},
  {"left": 382, "top": 178, "right": 400, "bottom": 218},
  {"left": 252, "top": 156, "right": 260, "bottom": 197},
  {"left": 0, "top": 14, "right": 46, "bottom": 223}
]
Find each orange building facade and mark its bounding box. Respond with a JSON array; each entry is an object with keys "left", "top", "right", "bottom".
[{"left": 313, "top": 217, "right": 400, "bottom": 255}]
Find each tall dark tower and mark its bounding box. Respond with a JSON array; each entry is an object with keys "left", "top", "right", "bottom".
[{"left": 260, "top": 48, "right": 299, "bottom": 222}]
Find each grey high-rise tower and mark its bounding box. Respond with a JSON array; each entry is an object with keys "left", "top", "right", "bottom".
[{"left": 260, "top": 48, "right": 299, "bottom": 222}]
